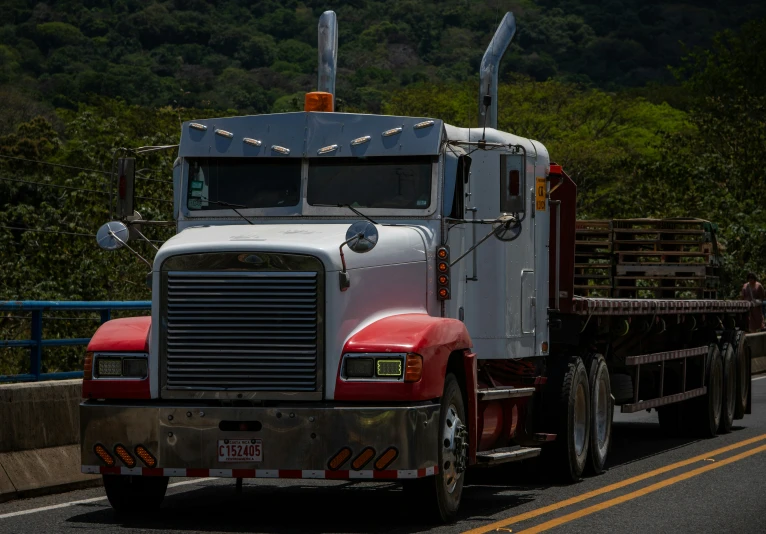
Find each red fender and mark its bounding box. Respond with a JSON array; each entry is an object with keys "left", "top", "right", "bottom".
[
  {"left": 334, "top": 314, "right": 472, "bottom": 401},
  {"left": 82, "top": 317, "right": 151, "bottom": 399}
]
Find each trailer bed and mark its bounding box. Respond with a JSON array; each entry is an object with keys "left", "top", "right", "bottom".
[{"left": 570, "top": 296, "right": 752, "bottom": 316}]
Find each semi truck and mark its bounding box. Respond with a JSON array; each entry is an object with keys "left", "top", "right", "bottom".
[{"left": 82, "top": 11, "right": 762, "bottom": 522}]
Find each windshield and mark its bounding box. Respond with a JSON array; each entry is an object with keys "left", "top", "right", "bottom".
[
  {"left": 186, "top": 157, "right": 301, "bottom": 210},
  {"left": 307, "top": 156, "right": 433, "bottom": 210}
]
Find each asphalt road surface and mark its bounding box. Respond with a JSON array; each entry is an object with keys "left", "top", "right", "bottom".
[{"left": 3, "top": 376, "right": 766, "bottom": 534}]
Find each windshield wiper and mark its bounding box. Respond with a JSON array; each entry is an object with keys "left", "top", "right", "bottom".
[
  {"left": 200, "top": 198, "right": 254, "bottom": 225},
  {"left": 312, "top": 203, "right": 378, "bottom": 225}
]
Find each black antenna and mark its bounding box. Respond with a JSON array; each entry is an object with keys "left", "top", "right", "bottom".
[{"left": 479, "top": 82, "right": 492, "bottom": 149}]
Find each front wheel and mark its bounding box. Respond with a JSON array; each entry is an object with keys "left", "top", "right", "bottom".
[
  {"left": 103, "top": 475, "right": 169, "bottom": 515},
  {"left": 418, "top": 373, "right": 468, "bottom": 523}
]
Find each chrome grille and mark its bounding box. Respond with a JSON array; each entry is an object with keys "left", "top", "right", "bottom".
[{"left": 164, "top": 271, "right": 319, "bottom": 391}]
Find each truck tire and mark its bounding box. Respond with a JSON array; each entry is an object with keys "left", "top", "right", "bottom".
[
  {"left": 690, "top": 343, "right": 723, "bottom": 438},
  {"left": 734, "top": 330, "right": 749, "bottom": 420},
  {"left": 553, "top": 357, "right": 591, "bottom": 481},
  {"left": 418, "top": 373, "right": 467, "bottom": 523},
  {"left": 586, "top": 354, "right": 612, "bottom": 474},
  {"left": 718, "top": 342, "right": 736, "bottom": 434},
  {"left": 103, "top": 475, "right": 169, "bottom": 514}
]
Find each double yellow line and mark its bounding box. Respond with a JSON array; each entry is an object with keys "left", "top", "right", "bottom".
[{"left": 463, "top": 434, "right": 766, "bottom": 534}]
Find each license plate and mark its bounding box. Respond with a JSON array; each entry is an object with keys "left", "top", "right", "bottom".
[{"left": 217, "top": 439, "right": 262, "bottom": 462}]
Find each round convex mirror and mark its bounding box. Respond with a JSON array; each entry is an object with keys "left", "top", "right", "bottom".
[
  {"left": 346, "top": 221, "right": 378, "bottom": 253},
  {"left": 96, "top": 221, "right": 130, "bottom": 250}
]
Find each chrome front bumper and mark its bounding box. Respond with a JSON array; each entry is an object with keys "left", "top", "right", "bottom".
[{"left": 80, "top": 402, "right": 440, "bottom": 477}]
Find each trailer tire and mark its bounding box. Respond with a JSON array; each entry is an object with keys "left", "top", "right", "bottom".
[
  {"left": 417, "top": 373, "right": 467, "bottom": 523},
  {"left": 586, "top": 354, "right": 612, "bottom": 474},
  {"left": 719, "top": 342, "right": 736, "bottom": 434},
  {"left": 554, "top": 357, "right": 590, "bottom": 481},
  {"left": 103, "top": 474, "right": 168, "bottom": 514},
  {"left": 734, "top": 330, "right": 749, "bottom": 420},
  {"left": 690, "top": 343, "right": 723, "bottom": 438}
]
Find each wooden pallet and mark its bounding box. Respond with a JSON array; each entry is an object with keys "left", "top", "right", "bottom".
[
  {"left": 574, "top": 218, "right": 721, "bottom": 300},
  {"left": 574, "top": 221, "right": 613, "bottom": 296}
]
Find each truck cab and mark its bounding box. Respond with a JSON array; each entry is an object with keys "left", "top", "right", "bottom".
[{"left": 87, "top": 9, "right": 718, "bottom": 523}]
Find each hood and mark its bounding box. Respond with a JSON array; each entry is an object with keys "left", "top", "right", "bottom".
[{"left": 153, "top": 223, "right": 427, "bottom": 272}]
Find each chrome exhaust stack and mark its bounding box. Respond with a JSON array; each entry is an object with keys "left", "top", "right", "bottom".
[
  {"left": 317, "top": 10, "right": 338, "bottom": 108},
  {"left": 478, "top": 12, "right": 516, "bottom": 129}
]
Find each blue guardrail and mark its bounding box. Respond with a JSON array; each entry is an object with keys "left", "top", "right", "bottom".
[{"left": 0, "top": 301, "right": 151, "bottom": 383}]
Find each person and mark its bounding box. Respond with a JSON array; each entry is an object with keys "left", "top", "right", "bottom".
[{"left": 741, "top": 272, "right": 765, "bottom": 332}]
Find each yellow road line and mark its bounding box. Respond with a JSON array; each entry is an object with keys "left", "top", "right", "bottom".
[
  {"left": 463, "top": 433, "right": 766, "bottom": 534},
  {"left": 514, "top": 443, "right": 766, "bottom": 534}
]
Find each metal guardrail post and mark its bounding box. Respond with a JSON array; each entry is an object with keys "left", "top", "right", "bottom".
[
  {"left": 100, "top": 309, "right": 111, "bottom": 324},
  {"left": 30, "top": 310, "right": 43, "bottom": 381}
]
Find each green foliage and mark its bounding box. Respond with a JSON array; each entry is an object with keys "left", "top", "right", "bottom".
[{"left": 0, "top": 1, "right": 763, "bottom": 113}]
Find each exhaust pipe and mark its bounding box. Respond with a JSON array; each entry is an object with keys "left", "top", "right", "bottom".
[
  {"left": 317, "top": 10, "right": 338, "bottom": 108},
  {"left": 478, "top": 12, "right": 516, "bottom": 129}
]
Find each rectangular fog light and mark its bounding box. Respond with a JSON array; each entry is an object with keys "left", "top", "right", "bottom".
[
  {"left": 346, "top": 358, "right": 374, "bottom": 378},
  {"left": 123, "top": 358, "right": 148, "bottom": 378},
  {"left": 376, "top": 359, "right": 403, "bottom": 377},
  {"left": 97, "top": 358, "right": 122, "bottom": 377}
]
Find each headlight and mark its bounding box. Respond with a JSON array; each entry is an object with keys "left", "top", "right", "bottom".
[
  {"left": 93, "top": 354, "right": 148, "bottom": 379},
  {"left": 341, "top": 353, "right": 421, "bottom": 382},
  {"left": 97, "top": 358, "right": 122, "bottom": 377}
]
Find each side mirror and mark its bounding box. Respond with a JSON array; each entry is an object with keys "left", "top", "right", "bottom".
[
  {"left": 116, "top": 157, "right": 136, "bottom": 219},
  {"left": 96, "top": 221, "right": 130, "bottom": 250},
  {"left": 346, "top": 221, "right": 378, "bottom": 253}
]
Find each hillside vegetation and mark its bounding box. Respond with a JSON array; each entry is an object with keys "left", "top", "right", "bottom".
[
  {"left": 1, "top": 0, "right": 765, "bottom": 115},
  {"left": 0, "top": 2, "right": 765, "bottom": 375}
]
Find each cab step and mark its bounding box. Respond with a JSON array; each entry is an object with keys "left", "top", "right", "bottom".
[
  {"left": 475, "top": 446, "right": 541, "bottom": 466},
  {"left": 476, "top": 387, "right": 536, "bottom": 401}
]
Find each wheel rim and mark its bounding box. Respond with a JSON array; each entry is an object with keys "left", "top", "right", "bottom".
[
  {"left": 594, "top": 372, "right": 609, "bottom": 452},
  {"left": 574, "top": 381, "right": 588, "bottom": 456},
  {"left": 442, "top": 404, "right": 466, "bottom": 494}
]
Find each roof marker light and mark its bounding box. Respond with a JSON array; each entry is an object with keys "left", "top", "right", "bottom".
[
  {"left": 414, "top": 120, "right": 435, "bottom": 129},
  {"left": 189, "top": 123, "right": 207, "bottom": 131},
  {"left": 271, "top": 145, "right": 290, "bottom": 155},
  {"left": 382, "top": 127, "right": 403, "bottom": 137},
  {"left": 215, "top": 129, "right": 234, "bottom": 139},
  {"left": 317, "top": 144, "right": 338, "bottom": 155},
  {"left": 350, "top": 135, "right": 371, "bottom": 146},
  {"left": 243, "top": 138, "right": 262, "bottom": 147}
]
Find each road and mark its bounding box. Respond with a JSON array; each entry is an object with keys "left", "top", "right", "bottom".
[{"left": 3, "top": 376, "right": 766, "bottom": 534}]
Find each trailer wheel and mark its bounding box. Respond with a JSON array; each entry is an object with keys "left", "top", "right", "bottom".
[
  {"left": 690, "top": 344, "right": 723, "bottom": 438},
  {"left": 552, "top": 357, "right": 591, "bottom": 481},
  {"left": 417, "top": 373, "right": 467, "bottom": 523},
  {"left": 734, "top": 330, "right": 749, "bottom": 420},
  {"left": 586, "top": 354, "right": 612, "bottom": 474},
  {"left": 103, "top": 474, "right": 169, "bottom": 514},
  {"left": 718, "top": 342, "right": 736, "bottom": 434}
]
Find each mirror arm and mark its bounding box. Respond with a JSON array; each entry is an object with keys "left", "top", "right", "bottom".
[
  {"left": 338, "top": 232, "right": 363, "bottom": 292},
  {"left": 129, "top": 225, "right": 159, "bottom": 251},
  {"left": 108, "top": 230, "right": 152, "bottom": 268}
]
